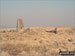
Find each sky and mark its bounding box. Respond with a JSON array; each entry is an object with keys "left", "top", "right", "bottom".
[{"left": 0, "top": 0, "right": 75, "bottom": 28}]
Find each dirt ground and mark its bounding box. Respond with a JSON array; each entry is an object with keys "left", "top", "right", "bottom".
[{"left": 0, "top": 27, "right": 75, "bottom": 56}]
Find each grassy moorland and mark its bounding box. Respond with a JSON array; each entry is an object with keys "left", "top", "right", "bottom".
[{"left": 0, "top": 27, "right": 75, "bottom": 56}]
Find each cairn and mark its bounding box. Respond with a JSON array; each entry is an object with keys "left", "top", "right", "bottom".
[
  {"left": 16, "top": 19, "right": 24, "bottom": 31},
  {"left": 55, "top": 27, "right": 57, "bottom": 34}
]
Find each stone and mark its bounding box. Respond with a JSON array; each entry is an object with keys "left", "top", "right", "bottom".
[{"left": 16, "top": 19, "right": 24, "bottom": 31}]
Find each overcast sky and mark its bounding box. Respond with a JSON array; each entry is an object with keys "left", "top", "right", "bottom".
[{"left": 0, "top": 0, "right": 75, "bottom": 28}]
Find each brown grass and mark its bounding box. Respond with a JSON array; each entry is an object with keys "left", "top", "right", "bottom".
[{"left": 0, "top": 27, "right": 75, "bottom": 55}]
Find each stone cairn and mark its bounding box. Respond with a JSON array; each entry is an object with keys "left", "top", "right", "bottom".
[
  {"left": 16, "top": 19, "right": 24, "bottom": 31},
  {"left": 55, "top": 27, "right": 57, "bottom": 34}
]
